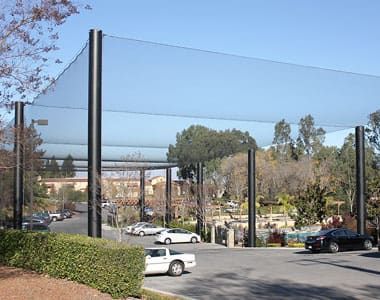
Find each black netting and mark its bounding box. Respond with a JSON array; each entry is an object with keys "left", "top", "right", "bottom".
[{"left": 23, "top": 34, "right": 380, "bottom": 163}]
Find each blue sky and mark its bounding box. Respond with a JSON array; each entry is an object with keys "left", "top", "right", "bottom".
[
  {"left": 28, "top": 0, "right": 380, "bottom": 161},
  {"left": 55, "top": 0, "right": 380, "bottom": 76}
]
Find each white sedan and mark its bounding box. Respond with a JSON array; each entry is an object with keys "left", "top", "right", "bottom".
[
  {"left": 125, "top": 222, "right": 149, "bottom": 234},
  {"left": 156, "top": 228, "right": 201, "bottom": 244},
  {"left": 144, "top": 247, "right": 196, "bottom": 276},
  {"left": 133, "top": 223, "right": 165, "bottom": 236}
]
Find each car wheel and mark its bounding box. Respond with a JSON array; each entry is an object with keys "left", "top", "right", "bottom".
[
  {"left": 168, "top": 261, "right": 184, "bottom": 276},
  {"left": 52, "top": 217, "right": 57, "bottom": 222},
  {"left": 329, "top": 241, "right": 339, "bottom": 253},
  {"left": 364, "top": 239, "right": 372, "bottom": 250},
  {"left": 164, "top": 238, "right": 171, "bottom": 245},
  {"left": 139, "top": 231, "right": 145, "bottom": 237},
  {"left": 191, "top": 237, "right": 197, "bottom": 243}
]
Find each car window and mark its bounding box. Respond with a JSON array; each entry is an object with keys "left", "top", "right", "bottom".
[
  {"left": 332, "top": 230, "right": 346, "bottom": 237},
  {"left": 169, "top": 249, "right": 184, "bottom": 255},
  {"left": 177, "top": 229, "right": 188, "bottom": 234},
  {"left": 150, "top": 249, "right": 166, "bottom": 257},
  {"left": 344, "top": 230, "right": 358, "bottom": 237},
  {"left": 167, "top": 229, "right": 175, "bottom": 233}
]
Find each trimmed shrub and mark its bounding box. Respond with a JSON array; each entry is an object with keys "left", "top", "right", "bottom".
[
  {"left": 287, "top": 242, "right": 305, "bottom": 248},
  {"left": 0, "top": 230, "right": 145, "bottom": 298}
]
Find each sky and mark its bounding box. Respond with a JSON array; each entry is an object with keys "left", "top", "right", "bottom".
[
  {"left": 55, "top": 0, "right": 380, "bottom": 76},
  {"left": 24, "top": 0, "right": 380, "bottom": 163}
]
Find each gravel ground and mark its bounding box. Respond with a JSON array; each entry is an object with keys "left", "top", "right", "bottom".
[{"left": 0, "top": 265, "right": 124, "bottom": 300}]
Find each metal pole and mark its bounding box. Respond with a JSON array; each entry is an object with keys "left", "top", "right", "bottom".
[
  {"left": 29, "top": 130, "right": 34, "bottom": 229},
  {"left": 88, "top": 29, "right": 102, "bottom": 238},
  {"left": 165, "top": 168, "right": 172, "bottom": 225},
  {"left": 248, "top": 149, "right": 256, "bottom": 247},
  {"left": 140, "top": 169, "right": 145, "bottom": 222},
  {"left": 13, "top": 101, "right": 24, "bottom": 229},
  {"left": 196, "top": 162, "right": 203, "bottom": 236},
  {"left": 355, "top": 126, "right": 366, "bottom": 234}
]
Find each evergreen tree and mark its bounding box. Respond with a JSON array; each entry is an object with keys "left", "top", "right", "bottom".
[
  {"left": 293, "top": 181, "right": 327, "bottom": 228},
  {"left": 167, "top": 125, "right": 257, "bottom": 179},
  {"left": 297, "top": 114, "right": 326, "bottom": 158},
  {"left": 45, "top": 156, "right": 60, "bottom": 178},
  {"left": 272, "top": 119, "right": 293, "bottom": 160},
  {"left": 61, "top": 154, "right": 75, "bottom": 178}
]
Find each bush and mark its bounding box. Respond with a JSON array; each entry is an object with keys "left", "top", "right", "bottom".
[
  {"left": 0, "top": 230, "right": 145, "bottom": 299},
  {"left": 287, "top": 242, "right": 305, "bottom": 248},
  {"left": 243, "top": 234, "right": 267, "bottom": 247}
]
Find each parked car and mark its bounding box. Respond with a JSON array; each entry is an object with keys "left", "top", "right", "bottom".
[
  {"left": 125, "top": 222, "right": 149, "bottom": 234},
  {"left": 305, "top": 228, "right": 373, "bottom": 253},
  {"left": 32, "top": 212, "right": 51, "bottom": 224},
  {"left": 57, "top": 209, "right": 72, "bottom": 219},
  {"left": 22, "top": 216, "right": 46, "bottom": 226},
  {"left": 156, "top": 228, "right": 201, "bottom": 245},
  {"left": 144, "top": 247, "right": 196, "bottom": 276},
  {"left": 101, "top": 201, "right": 111, "bottom": 209},
  {"left": 144, "top": 207, "right": 154, "bottom": 216},
  {"left": 226, "top": 200, "right": 239, "bottom": 208},
  {"left": 22, "top": 223, "right": 50, "bottom": 233},
  {"left": 48, "top": 211, "right": 64, "bottom": 222},
  {"left": 133, "top": 223, "right": 165, "bottom": 236}
]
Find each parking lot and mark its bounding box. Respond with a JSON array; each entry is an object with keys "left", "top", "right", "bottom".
[{"left": 50, "top": 208, "right": 380, "bottom": 300}]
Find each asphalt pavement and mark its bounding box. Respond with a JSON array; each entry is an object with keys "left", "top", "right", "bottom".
[{"left": 50, "top": 204, "right": 380, "bottom": 300}]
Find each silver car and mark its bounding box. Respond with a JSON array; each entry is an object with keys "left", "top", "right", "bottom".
[{"left": 133, "top": 223, "right": 165, "bottom": 236}]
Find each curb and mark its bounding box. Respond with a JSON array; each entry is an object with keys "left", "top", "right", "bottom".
[{"left": 143, "top": 287, "right": 194, "bottom": 300}]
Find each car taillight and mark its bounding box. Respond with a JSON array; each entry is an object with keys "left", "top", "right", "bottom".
[{"left": 316, "top": 236, "right": 326, "bottom": 241}]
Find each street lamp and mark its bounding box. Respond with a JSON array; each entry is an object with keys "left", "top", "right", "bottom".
[{"left": 28, "top": 119, "right": 48, "bottom": 221}]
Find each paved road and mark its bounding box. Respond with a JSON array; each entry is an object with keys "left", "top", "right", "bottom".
[{"left": 50, "top": 205, "right": 380, "bottom": 300}]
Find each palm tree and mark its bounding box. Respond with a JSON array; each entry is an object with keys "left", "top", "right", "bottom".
[{"left": 277, "top": 193, "right": 295, "bottom": 228}]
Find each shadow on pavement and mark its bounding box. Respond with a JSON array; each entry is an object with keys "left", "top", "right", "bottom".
[
  {"left": 173, "top": 270, "right": 376, "bottom": 299},
  {"left": 360, "top": 251, "right": 380, "bottom": 258}
]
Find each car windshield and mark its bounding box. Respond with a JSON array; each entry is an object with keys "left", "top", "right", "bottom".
[
  {"left": 169, "top": 249, "right": 184, "bottom": 255},
  {"left": 315, "top": 229, "right": 335, "bottom": 236}
]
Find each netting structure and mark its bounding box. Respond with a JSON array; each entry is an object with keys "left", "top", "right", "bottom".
[{"left": 24, "top": 33, "right": 380, "bottom": 166}]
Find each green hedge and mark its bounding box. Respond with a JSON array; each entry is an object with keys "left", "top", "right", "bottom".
[{"left": 0, "top": 230, "right": 145, "bottom": 298}]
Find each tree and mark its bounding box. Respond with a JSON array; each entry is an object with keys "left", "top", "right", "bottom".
[
  {"left": 61, "top": 154, "right": 75, "bottom": 177},
  {"left": 167, "top": 125, "right": 257, "bottom": 179},
  {"left": 220, "top": 153, "right": 247, "bottom": 204},
  {"left": 367, "top": 110, "right": 380, "bottom": 157},
  {"left": 276, "top": 193, "right": 295, "bottom": 228},
  {"left": 296, "top": 114, "right": 326, "bottom": 158},
  {"left": 0, "top": 0, "right": 89, "bottom": 107},
  {"left": 293, "top": 181, "right": 328, "bottom": 228},
  {"left": 272, "top": 119, "right": 293, "bottom": 160},
  {"left": 44, "top": 156, "right": 60, "bottom": 178}
]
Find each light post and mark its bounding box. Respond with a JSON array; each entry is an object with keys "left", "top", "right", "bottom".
[{"left": 28, "top": 119, "right": 48, "bottom": 221}]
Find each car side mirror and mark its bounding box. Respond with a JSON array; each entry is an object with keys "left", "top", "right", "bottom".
[{"left": 146, "top": 255, "right": 151, "bottom": 259}]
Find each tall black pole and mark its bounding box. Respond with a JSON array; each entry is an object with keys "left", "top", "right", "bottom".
[
  {"left": 248, "top": 149, "right": 256, "bottom": 247},
  {"left": 196, "top": 162, "right": 204, "bottom": 236},
  {"left": 88, "top": 29, "right": 102, "bottom": 238},
  {"left": 140, "top": 169, "right": 145, "bottom": 222},
  {"left": 355, "top": 126, "right": 366, "bottom": 235},
  {"left": 13, "top": 101, "right": 24, "bottom": 229},
  {"left": 165, "top": 168, "right": 172, "bottom": 225}
]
